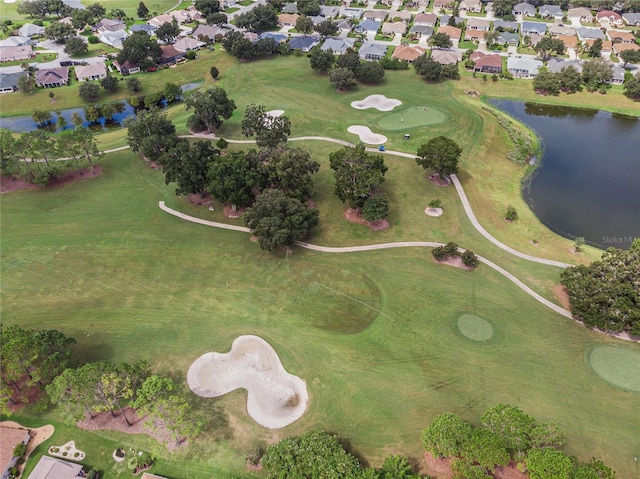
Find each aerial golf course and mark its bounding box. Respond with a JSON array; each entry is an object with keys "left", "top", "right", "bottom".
[{"left": 2, "top": 51, "right": 639, "bottom": 478}]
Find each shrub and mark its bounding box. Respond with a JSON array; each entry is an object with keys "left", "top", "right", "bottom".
[
  {"left": 444, "top": 241, "right": 459, "bottom": 256},
  {"left": 246, "top": 446, "right": 264, "bottom": 465},
  {"left": 210, "top": 66, "right": 219, "bottom": 80},
  {"left": 85, "top": 470, "right": 98, "bottom": 479},
  {"left": 186, "top": 50, "right": 197, "bottom": 60},
  {"left": 216, "top": 138, "right": 228, "bottom": 149},
  {"left": 461, "top": 250, "right": 479, "bottom": 268},
  {"left": 432, "top": 245, "right": 449, "bottom": 261},
  {"left": 12, "top": 443, "right": 27, "bottom": 457},
  {"left": 88, "top": 35, "right": 99, "bottom": 44},
  {"left": 428, "top": 199, "right": 441, "bottom": 209},
  {"left": 574, "top": 236, "right": 585, "bottom": 252},
  {"left": 505, "top": 205, "right": 518, "bottom": 221},
  {"left": 361, "top": 195, "right": 390, "bottom": 221}
]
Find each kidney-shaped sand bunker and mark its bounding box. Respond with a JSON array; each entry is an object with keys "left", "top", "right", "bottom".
[{"left": 187, "top": 335, "right": 308, "bottom": 429}]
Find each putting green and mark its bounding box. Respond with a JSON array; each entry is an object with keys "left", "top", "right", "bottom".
[
  {"left": 377, "top": 106, "right": 448, "bottom": 131},
  {"left": 457, "top": 314, "right": 494, "bottom": 341},
  {"left": 587, "top": 346, "right": 640, "bottom": 393}
]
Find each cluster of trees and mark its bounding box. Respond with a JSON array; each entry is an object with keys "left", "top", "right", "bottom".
[
  {"left": 413, "top": 53, "right": 460, "bottom": 82},
  {"left": 432, "top": 241, "right": 479, "bottom": 268},
  {"left": 560, "top": 239, "right": 639, "bottom": 335},
  {"left": 185, "top": 86, "right": 236, "bottom": 133},
  {"left": 422, "top": 404, "right": 615, "bottom": 479},
  {"left": 0, "top": 126, "right": 100, "bottom": 185},
  {"left": 261, "top": 429, "right": 425, "bottom": 478},
  {"left": 221, "top": 31, "right": 282, "bottom": 61},
  {"left": 310, "top": 48, "right": 385, "bottom": 90},
  {"left": 116, "top": 31, "right": 163, "bottom": 71},
  {"left": 532, "top": 59, "right": 629, "bottom": 95},
  {"left": 234, "top": 4, "right": 279, "bottom": 30}
]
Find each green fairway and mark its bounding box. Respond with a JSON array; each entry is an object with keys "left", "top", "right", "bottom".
[
  {"left": 587, "top": 346, "right": 640, "bottom": 393},
  {"left": 377, "top": 106, "right": 448, "bottom": 131}
]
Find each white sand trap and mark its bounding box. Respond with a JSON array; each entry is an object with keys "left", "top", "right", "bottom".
[
  {"left": 351, "top": 94, "right": 402, "bottom": 112},
  {"left": 348, "top": 125, "right": 387, "bottom": 145},
  {"left": 187, "top": 335, "right": 308, "bottom": 429},
  {"left": 425, "top": 207, "right": 443, "bottom": 217},
  {"left": 3, "top": 0, "right": 18, "bottom": 3},
  {"left": 266, "top": 109, "right": 284, "bottom": 117}
]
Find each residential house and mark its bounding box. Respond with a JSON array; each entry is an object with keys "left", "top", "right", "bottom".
[
  {"left": 289, "top": 36, "right": 320, "bottom": 52},
  {"left": 391, "top": 44, "right": 426, "bottom": 62},
  {"left": 567, "top": 7, "right": 593, "bottom": 24},
  {"left": 95, "top": 18, "right": 126, "bottom": 34},
  {"left": 0, "top": 45, "right": 33, "bottom": 62},
  {"left": 75, "top": 62, "right": 107, "bottom": 81},
  {"left": 99, "top": 30, "right": 128, "bottom": 48},
  {"left": 243, "top": 31, "right": 259, "bottom": 41},
  {"left": 340, "top": 7, "right": 364, "bottom": 19},
  {"left": 363, "top": 11, "right": 388, "bottom": 22},
  {"left": 58, "top": 16, "right": 73, "bottom": 25},
  {"left": 335, "top": 19, "right": 353, "bottom": 33},
  {"left": 583, "top": 38, "right": 612, "bottom": 54},
  {"left": 186, "top": 4, "right": 204, "bottom": 21},
  {"left": 278, "top": 13, "right": 299, "bottom": 27},
  {"left": 355, "top": 19, "right": 381, "bottom": 34},
  {"left": 464, "top": 29, "right": 484, "bottom": 42},
  {"left": 596, "top": 10, "right": 622, "bottom": 27},
  {"left": 521, "top": 21, "right": 547, "bottom": 35},
  {"left": 495, "top": 31, "right": 519, "bottom": 46},
  {"left": 0, "top": 36, "right": 31, "bottom": 47},
  {"left": 0, "top": 71, "right": 27, "bottom": 93},
  {"left": 169, "top": 9, "right": 197, "bottom": 23},
  {"left": 308, "top": 15, "right": 324, "bottom": 26},
  {"left": 622, "top": 12, "right": 640, "bottom": 26},
  {"left": 470, "top": 51, "right": 502, "bottom": 73},
  {"left": 257, "top": 32, "right": 287, "bottom": 43},
  {"left": 430, "top": 48, "right": 461, "bottom": 64},
  {"left": 1, "top": 426, "right": 30, "bottom": 478},
  {"left": 282, "top": 3, "right": 298, "bottom": 14},
  {"left": 112, "top": 60, "right": 140, "bottom": 75},
  {"left": 607, "top": 30, "right": 635, "bottom": 43},
  {"left": 527, "top": 33, "right": 544, "bottom": 46},
  {"left": 358, "top": 42, "right": 387, "bottom": 60},
  {"left": 409, "top": 25, "right": 434, "bottom": 38},
  {"left": 466, "top": 18, "right": 491, "bottom": 31},
  {"left": 27, "top": 456, "right": 83, "bottom": 479},
  {"left": 433, "top": 0, "right": 455, "bottom": 12},
  {"left": 459, "top": 0, "right": 482, "bottom": 13},
  {"left": 18, "top": 23, "right": 45, "bottom": 37},
  {"left": 577, "top": 27, "right": 605, "bottom": 41},
  {"left": 319, "top": 6, "right": 340, "bottom": 18},
  {"left": 610, "top": 65, "right": 625, "bottom": 84},
  {"left": 221, "top": 0, "right": 235, "bottom": 7},
  {"left": 35, "top": 67, "right": 69, "bottom": 87},
  {"left": 539, "top": 5, "right": 564, "bottom": 21},
  {"left": 493, "top": 19, "right": 518, "bottom": 31},
  {"left": 507, "top": 56, "right": 542, "bottom": 78},
  {"left": 547, "top": 57, "right": 583, "bottom": 73},
  {"left": 406, "top": 0, "right": 430, "bottom": 7},
  {"left": 440, "top": 15, "right": 464, "bottom": 26},
  {"left": 556, "top": 34, "right": 578, "bottom": 50},
  {"left": 159, "top": 45, "right": 186, "bottom": 65},
  {"left": 174, "top": 37, "right": 205, "bottom": 52},
  {"left": 381, "top": 22, "right": 407, "bottom": 35},
  {"left": 612, "top": 42, "right": 640, "bottom": 55},
  {"left": 413, "top": 13, "right": 438, "bottom": 27},
  {"left": 393, "top": 11, "right": 413, "bottom": 23},
  {"left": 512, "top": 2, "right": 536, "bottom": 17},
  {"left": 192, "top": 24, "right": 228, "bottom": 42},
  {"left": 130, "top": 24, "right": 157, "bottom": 35},
  {"left": 320, "top": 37, "right": 354, "bottom": 55},
  {"left": 548, "top": 24, "right": 575, "bottom": 36},
  {"left": 148, "top": 14, "right": 176, "bottom": 28},
  {"left": 437, "top": 25, "right": 462, "bottom": 42}
]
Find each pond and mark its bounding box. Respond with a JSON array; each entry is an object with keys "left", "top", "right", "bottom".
[{"left": 491, "top": 100, "right": 640, "bottom": 250}]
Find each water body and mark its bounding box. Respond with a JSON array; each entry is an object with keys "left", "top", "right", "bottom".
[{"left": 491, "top": 100, "right": 640, "bottom": 250}]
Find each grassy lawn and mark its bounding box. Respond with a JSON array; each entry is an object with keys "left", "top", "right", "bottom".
[{"left": 2, "top": 150, "right": 639, "bottom": 478}]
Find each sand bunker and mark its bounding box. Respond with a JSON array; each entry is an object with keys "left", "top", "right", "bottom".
[
  {"left": 587, "top": 345, "right": 640, "bottom": 393},
  {"left": 347, "top": 126, "right": 388, "bottom": 145},
  {"left": 425, "top": 207, "right": 443, "bottom": 217},
  {"left": 266, "top": 109, "right": 284, "bottom": 117},
  {"left": 457, "top": 314, "right": 494, "bottom": 341},
  {"left": 187, "top": 335, "right": 308, "bottom": 429},
  {"left": 351, "top": 94, "right": 402, "bottom": 112}
]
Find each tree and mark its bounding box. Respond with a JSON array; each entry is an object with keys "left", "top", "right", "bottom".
[
  {"left": 309, "top": 47, "right": 334, "bottom": 74},
  {"left": 164, "top": 82, "right": 181, "bottom": 103},
  {"left": 558, "top": 66, "right": 583, "bottom": 93},
  {"left": 297, "top": 0, "right": 320, "bottom": 15},
  {"left": 416, "top": 136, "right": 462, "bottom": 180},
  {"left": 126, "top": 77, "right": 141, "bottom": 93},
  {"left": 582, "top": 59, "right": 613, "bottom": 92},
  {"left": 72, "top": 126, "right": 102, "bottom": 173},
  {"left": 161, "top": 139, "right": 219, "bottom": 195},
  {"left": 533, "top": 68, "right": 561, "bottom": 95},
  {"left": 534, "top": 37, "right": 565, "bottom": 60},
  {"left": 296, "top": 15, "right": 314, "bottom": 35},
  {"left": 530, "top": 422, "right": 565, "bottom": 449},
  {"left": 208, "top": 11, "right": 228, "bottom": 25},
  {"left": 414, "top": 55, "right": 443, "bottom": 81},
  {"left": 262, "top": 429, "right": 363, "bottom": 477},
  {"left": 492, "top": 0, "right": 518, "bottom": 19},
  {"left": 461, "top": 250, "right": 479, "bottom": 268},
  {"left": 505, "top": 205, "right": 518, "bottom": 220},
  {"left": 460, "top": 428, "right": 509, "bottom": 473},
  {"left": 18, "top": 75, "right": 36, "bottom": 94},
  {"left": 243, "top": 189, "right": 319, "bottom": 250},
  {"left": 78, "top": 82, "right": 100, "bottom": 102},
  {"left": 328, "top": 66, "right": 357, "bottom": 90},
  {"left": 587, "top": 38, "right": 603, "bottom": 58},
  {"left": 421, "top": 412, "right": 473, "bottom": 458},
  {"left": 265, "top": 146, "right": 320, "bottom": 200},
  {"left": 32, "top": 109, "right": 53, "bottom": 127},
  {"left": 316, "top": 19, "right": 338, "bottom": 38},
  {"left": 64, "top": 37, "right": 88, "bottom": 56},
  {"left": 623, "top": 74, "right": 640, "bottom": 100},
  {"left": 330, "top": 143, "right": 388, "bottom": 209},
  {"left": 124, "top": 107, "right": 178, "bottom": 162},
  {"left": 560, "top": 240, "right": 640, "bottom": 334},
  {"left": 571, "top": 458, "right": 616, "bottom": 479},
  {"left": 361, "top": 195, "right": 389, "bottom": 221},
  {"left": 18, "top": 0, "right": 48, "bottom": 18},
  {"left": 44, "top": 21, "right": 75, "bottom": 43},
  {"left": 526, "top": 448, "right": 573, "bottom": 479},
  {"left": 195, "top": 0, "right": 221, "bottom": 18},
  {"left": 620, "top": 49, "right": 640, "bottom": 67},
  {"left": 336, "top": 49, "right": 360, "bottom": 72},
  {"left": 481, "top": 403, "right": 535, "bottom": 456},
  {"left": 234, "top": 4, "right": 278, "bottom": 30},
  {"left": 137, "top": 1, "right": 149, "bottom": 18},
  {"left": 378, "top": 455, "right": 420, "bottom": 479},
  {"left": 47, "top": 362, "right": 112, "bottom": 420},
  {"left": 484, "top": 30, "right": 499, "bottom": 48},
  {"left": 355, "top": 61, "right": 385, "bottom": 84},
  {"left": 100, "top": 75, "right": 119, "bottom": 93},
  {"left": 156, "top": 18, "right": 180, "bottom": 44},
  {"left": 242, "top": 105, "right": 292, "bottom": 150},
  {"left": 185, "top": 86, "right": 236, "bottom": 133},
  {"left": 210, "top": 66, "right": 219, "bottom": 80},
  {"left": 207, "top": 150, "right": 265, "bottom": 211},
  {"left": 429, "top": 32, "right": 453, "bottom": 49},
  {"left": 117, "top": 31, "right": 162, "bottom": 70}
]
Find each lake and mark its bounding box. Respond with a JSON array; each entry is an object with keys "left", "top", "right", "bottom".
[{"left": 491, "top": 100, "right": 640, "bottom": 250}]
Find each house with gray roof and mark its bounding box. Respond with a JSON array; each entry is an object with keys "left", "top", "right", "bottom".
[
  {"left": 567, "top": 7, "right": 593, "bottom": 24},
  {"left": 75, "top": 62, "right": 107, "bottom": 81},
  {"left": 319, "top": 5, "right": 340, "bottom": 18},
  {"left": 0, "top": 71, "right": 27, "bottom": 93},
  {"left": 0, "top": 45, "right": 33, "bottom": 62},
  {"left": 622, "top": 12, "right": 640, "bottom": 26},
  {"left": 282, "top": 3, "right": 298, "bottom": 13},
  {"left": 355, "top": 19, "right": 381, "bottom": 34},
  {"left": 193, "top": 24, "right": 228, "bottom": 41},
  {"left": 130, "top": 23, "right": 157, "bottom": 35},
  {"left": 539, "top": 5, "right": 564, "bottom": 21},
  {"left": 340, "top": 7, "right": 364, "bottom": 19},
  {"left": 18, "top": 23, "right": 45, "bottom": 37},
  {"left": 413, "top": 13, "right": 438, "bottom": 27},
  {"left": 409, "top": 25, "right": 433, "bottom": 38},
  {"left": 335, "top": 19, "right": 353, "bottom": 33},
  {"left": 507, "top": 56, "right": 542, "bottom": 78},
  {"left": 289, "top": 36, "right": 320, "bottom": 52},
  {"left": 358, "top": 42, "right": 387, "bottom": 61},
  {"left": 363, "top": 10, "right": 388, "bottom": 21},
  {"left": 521, "top": 21, "right": 547, "bottom": 35},
  {"left": 466, "top": 18, "right": 491, "bottom": 31},
  {"left": 548, "top": 24, "right": 575, "bottom": 36},
  {"left": 95, "top": 18, "right": 126, "bottom": 34},
  {"left": 257, "top": 32, "right": 287, "bottom": 43},
  {"left": 439, "top": 15, "right": 464, "bottom": 27},
  {"left": 0, "top": 36, "right": 31, "bottom": 47},
  {"left": 321, "top": 37, "right": 354, "bottom": 55},
  {"left": 493, "top": 19, "right": 519, "bottom": 32},
  {"left": 577, "top": 27, "right": 605, "bottom": 41},
  {"left": 27, "top": 456, "right": 83, "bottom": 479},
  {"left": 496, "top": 31, "right": 519, "bottom": 46},
  {"left": 174, "top": 37, "right": 205, "bottom": 52},
  {"left": 99, "top": 29, "right": 128, "bottom": 48},
  {"left": 513, "top": 2, "right": 536, "bottom": 17},
  {"left": 307, "top": 15, "right": 324, "bottom": 26},
  {"left": 610, "top": 65, "right": 625, "bottom": 84},
  {"left": 546, "top": 58, "right": 583, "bottom": 74}
]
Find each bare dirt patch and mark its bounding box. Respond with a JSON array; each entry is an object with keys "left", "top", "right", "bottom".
[
  {"left": 423, "top": 452, "right": 453, "bottom": 478},
  {"left": 343, "top": 208, "right": 390, "bottom": 231},
  {"left": 494, "top": 462, "right": 529, "bottom": 479},
  {"left": 188, "top": 193, "right": 213, "bottom": 205},
  {"left": 553, "top": 284, "right": 571, "bottom": 310},
  {"left": 223, "top": 205, "right": 246, "bottom": 218},
  {"left": 1, "top": 166, "right": 103, "bottom": 194},
  {"left": 428, "top": 174, "right": 451, "bottom": 187},
  {"left": 434, "top": 256, "right": 474, "bottom": 271}
]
